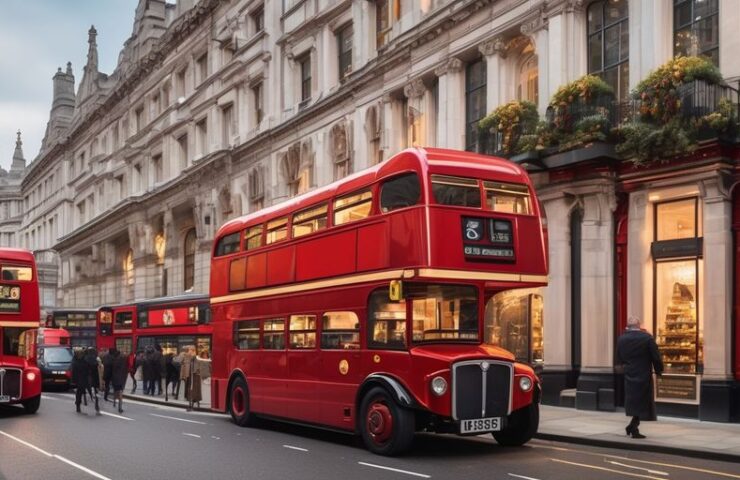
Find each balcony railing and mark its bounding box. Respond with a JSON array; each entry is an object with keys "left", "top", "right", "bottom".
[{"left": 478, "top": 80, "right": 740, "bottom": 159}]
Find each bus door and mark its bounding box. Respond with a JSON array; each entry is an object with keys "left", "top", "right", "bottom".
[
  {"left": 286, "top": 314, "right": 321, "bottom": 423},
  {"left": 319, "top": 311, "right": 362, "bottom": 428},
  {"left": 253, "top": 318, "right": 287, "bottom": 417}
]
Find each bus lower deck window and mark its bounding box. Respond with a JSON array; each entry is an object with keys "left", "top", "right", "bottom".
[
  {"left": 368, "top": 289, "right": 407, "bottom": 349},
  {"left": 321, "top": 312, "right": 360, "bottom": 349}
]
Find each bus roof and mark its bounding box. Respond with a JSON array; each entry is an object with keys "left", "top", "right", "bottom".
[
  {"left": 0, "top": 248, "right": 35, "bottom": 264},
  {"left": 99, "top": 292, "right": 209, "bottom": 310},
  {"left": 216, "top": 147, "right": 529, "bottom": 240}
]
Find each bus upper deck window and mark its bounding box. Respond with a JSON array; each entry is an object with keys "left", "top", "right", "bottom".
[
  {"left": 1, "top": 265, "right": 33, "bottom": 281},
  {"left": 484, "top": 181, "right": 531, "bottom": 214},
  {"left": 292, "top": 204, "right": 328, "bottom": 238},
  {"left": 266, "top": 217, "right": 289, "bottom": 244},
  {"left": 245, "top": 225, "right": 264, "bottom": 250},
  {"left": 380, "top": 173, "right": 421, "bottom": 212},
  {"left": 334, "top": 190, "right": 372, "bottom": 226},
  {"left": 431, "top": 175, "right": 481, "bottom": 208},
  {"left": 215, "top": 232, "right": 241, "bottom": 256}
]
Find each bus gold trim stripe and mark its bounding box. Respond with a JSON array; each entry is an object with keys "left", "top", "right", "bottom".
[
  {"left": 211, "top": 270, "right": 412, "bottom": 305},
  {"left": 0, "top": 321, "right": 39, "bottom": 327},
  {"left": 211, "top": 268, "right": 548, "bottom": 305},
  {"left": 416, "top": 269, "right": 548, "bottom": 284}
]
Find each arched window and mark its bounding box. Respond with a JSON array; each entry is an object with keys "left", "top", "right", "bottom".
[
  {"left": 183, "top": 229, "right": 196, "bottom": 291},
  {"left": 123, "top": 249, "right": 134, "bottom": 286},
  {"left": 517, "top": 51, "right": 539, "bottom": 105},
  {"left": 587, "top": 0, "right": 629, "bottom": 99}
]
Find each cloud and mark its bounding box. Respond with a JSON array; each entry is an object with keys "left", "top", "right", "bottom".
[{"left": 0, "top": 0, "right": 137, "bottom": 169}]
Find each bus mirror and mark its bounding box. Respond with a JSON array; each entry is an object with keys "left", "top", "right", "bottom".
[{"left": 389, "top": 280, "right": 403, "bottom": 301}]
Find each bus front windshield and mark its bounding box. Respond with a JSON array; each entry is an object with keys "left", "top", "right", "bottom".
[
  {"left": 42, "top": 346, "right": 73, "bottom": 364},
  {"left": 409, "top": 284, "right": 479, "bottom": 343}
]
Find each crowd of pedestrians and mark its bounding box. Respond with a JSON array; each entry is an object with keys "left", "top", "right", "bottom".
[{"left": 72, "top": 344, "right": 210, "bottom": 415}]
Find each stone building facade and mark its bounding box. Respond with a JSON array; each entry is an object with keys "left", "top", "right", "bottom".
[{"left": 3, "top": 0, "right": 740, "bottom": 420}]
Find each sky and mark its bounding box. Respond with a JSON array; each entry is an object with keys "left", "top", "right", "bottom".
[{"left": 0, "top": 0, "right": 139, "bottom": 171}]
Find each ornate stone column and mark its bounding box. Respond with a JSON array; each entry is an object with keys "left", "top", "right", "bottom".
[
  {"left": 478, "top": 38, "right": 506, "bottom": 115},
  {"left": 403, "top": 78, "right": 427, "bottom": 147},
  {"left": 699, "top": 173, "right": 735, "bottom": 421},
  {"left": 434, "top": 58, "right": 464, "bottom": 149},
  {"left": 575, "top": 182, "right": 617, "bottom": 411}
]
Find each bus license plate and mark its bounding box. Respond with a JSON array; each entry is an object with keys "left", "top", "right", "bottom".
[
  {"left": 460, "top": 417, "right": 501, "bottom": 434},
  {"left": 0, "top": 395, "right": 10, "bottom": 403}
]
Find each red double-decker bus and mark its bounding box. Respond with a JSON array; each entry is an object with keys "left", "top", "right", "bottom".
[
  {"left": 0, "top": 248, "right": 42, "bottom": 413},
  {"left": 209, "top": 147, "right": 548, "bottom": 455},
  {"left": 96, "top": 293, "right": 211, "bottom": 357}
]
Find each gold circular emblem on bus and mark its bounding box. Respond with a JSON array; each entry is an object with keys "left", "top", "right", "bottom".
[
  {"left": 373, "top": 355, "right": 381, "bottom": 364},
  {"left": 339, "top": 359, "right": 349, "bottom": 375}
]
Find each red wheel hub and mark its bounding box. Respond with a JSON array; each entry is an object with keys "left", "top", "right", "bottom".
[
  {"left": 232, "top": 387, "right": 246, "bottom": 417},
  {"left": 366, "top": 401, "right": 393, "bottom": 444}
]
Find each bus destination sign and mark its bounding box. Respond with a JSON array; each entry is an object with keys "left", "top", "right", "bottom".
[{"left": 464, "top": 245, "right": 514, "bottom": 258}]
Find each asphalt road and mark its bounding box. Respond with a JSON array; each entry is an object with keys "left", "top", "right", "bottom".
[{"left": 1, "top": 393, "right": 738, "bottom": 480}]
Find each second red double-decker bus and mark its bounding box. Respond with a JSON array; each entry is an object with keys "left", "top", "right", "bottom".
[
  {"left": 209, "top": 147, "right": 548, "bottom": 455},
  {"left": 97, "top": 293, "right": 211, "bottom": 357},
  {"left": 0, "top": 248, "right": 42, "bottom": 413}
]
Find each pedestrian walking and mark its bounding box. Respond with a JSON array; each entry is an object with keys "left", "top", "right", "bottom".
[
  {"left": 154, "top": 344, "right": 165, "bottom": 395},
  {"left": 616, "top": 316, "right": 664, "bottom": 439},
  {"left": 71, "top": 350, "right": 88, "bottom": 413},
  {"left": 127, "top": 350, "right": 137, "bottom": 393},
  {"left": 110, "top": 347, "right": 128, "bottom": 414},
  {"left": 101, "top": 348, "right": 113, "bottom": 402},
  {"left": 83, "top": 347, "right": 101, "bottom": 414},
  {"left": 143, "top": 345, "right": 156, "bottom": 395}
]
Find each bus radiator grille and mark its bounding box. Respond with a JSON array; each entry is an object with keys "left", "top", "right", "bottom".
[
  {"left": 452, "top": 361, "right": 511, "bottom": 420},
  {"left": 0, "top": 368, "right": 21, "bottom": 400}
]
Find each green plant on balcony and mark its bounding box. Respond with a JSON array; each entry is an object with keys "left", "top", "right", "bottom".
[
  {"left": 616, "top": 56, "right": 732, "bottom": 165},
  {"left": 546, "top": 75, "right": 615, "bottom": 152},
  {"left": 478, "top": 100, "right": 540, "bottom": 155}
]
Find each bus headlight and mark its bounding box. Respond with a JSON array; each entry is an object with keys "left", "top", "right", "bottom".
[
  {"left": 518, "top": 376, "right": 533, "bottom": 392},
  {"left": 431, "top": 376, "right": 448, "bottom": 396},
  {"left": 26, "top": 372, "right": 37, "bottom": 382}
]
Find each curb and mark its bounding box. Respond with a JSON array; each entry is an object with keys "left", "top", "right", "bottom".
[
  {"left": 122, "top": 393, "right": 213, "bottom": 413},
  {"left": 535, "top": 432, "right": 740, "bottom": 464}
]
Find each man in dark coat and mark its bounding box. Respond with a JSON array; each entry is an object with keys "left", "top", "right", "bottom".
[
  {"left": 71, "top": 350, "right": 89, "bottom": 413},
  {"left": 143, "top": 346, "right": 156, "bottom": 395},
  {"left": 110, "top": 348, "right": 128, "bottom": 414},
  {"left": 616, "top": 316, "right": 664, "bottom": 439},
  {"left": 83, "top": 347, "right": 100, "bottom": 414}
]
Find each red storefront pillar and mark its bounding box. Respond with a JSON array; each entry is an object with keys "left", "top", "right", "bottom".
[{"left": 733, "top": 185, "right": 740, "bottom": 381}]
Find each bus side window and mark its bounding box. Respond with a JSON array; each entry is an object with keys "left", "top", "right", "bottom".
[
  {"left": 380, "top": 173, "right": 421, "bottom": 213},
  {"left": 367, "top": 289, "right": 407, "bottom": 350},
  {"left": 263, "top": 319, "right": 285, "bottom": 349},
  {"left": 215, "top": 232, "right": 241, "bottom": 257},
  {"left": 289, "top": 315, "right": 316, "bottom": 349},
  {"left": 234, "top": 320, "right": 260, "bottom": 349},
  {"left": 321, "top": 312, "right": 360, "bottom": 350}
]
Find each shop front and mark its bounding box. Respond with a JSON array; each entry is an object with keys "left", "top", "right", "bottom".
[
  {"left": 651, "top": 197, "right": 704, "bottom": 410},
  {"left": 485, "top": 288, "right": 544, "bottom": 370}
]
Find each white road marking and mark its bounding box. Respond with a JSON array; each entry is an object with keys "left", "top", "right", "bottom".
[
  {"left": 211, "top": 436, "right": 221, "bottom": 440},
  {"left": 182, "top": 433, "right": 201, "bottom": 438},
  {"left": 358, "top": 462, "right": 431, "bottom": 478},
  {"left": 150, "top": 413, "right": 208, "bottom": 424},
  {"left": 606, "top": 460, "right": 669, "bottom": 476},
  {"left": 508, "top": 474, "right": 542, "bottom": 480},
  {"left": 534, "top": 443, "right": 740, "bottom": 479},
  {"left": 282, "top": 444, "right": 308, "bottom": 452},
  {"left": 54, "top": 454, "right": 112, "bottom": 480},
  {"left": 551, "top": 458, "right": 666, "bottom": 480},
  {"left": 0, "top": 429, "right": 112, "bottom": 480},
  {"left": 0, "top": 429, "right": 53, "bottom": 457},
  {"left": 99, "top": 411, "right": 134, "bottom": 421}
]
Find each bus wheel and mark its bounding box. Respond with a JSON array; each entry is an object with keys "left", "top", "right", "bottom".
[
  {"left": 22, "top": 395, "right": 41, "bottom": 415},
  {"left": 229, "top": 377, "right": 257, "bottom": 427},
  {"left": 492, "top": 403, "right": 539, "bottom": 447},
  {"left": 360, "top": 386, "right": 414, "bottom": 456}
]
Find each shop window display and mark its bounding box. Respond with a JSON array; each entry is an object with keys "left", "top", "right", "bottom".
[
  {"left": 655, "top": 260, "right": 703, "bottom": 374},
  {"left": 484, "top": 289, "right": 543, "bottom": 366}
]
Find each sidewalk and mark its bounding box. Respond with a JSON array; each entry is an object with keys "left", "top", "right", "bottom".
[
  {"left": 121, "top": 376, "right": 212, "bottom": 411},
  {"left": 538, "top": 405, "right": 740, "bottom": 461}
]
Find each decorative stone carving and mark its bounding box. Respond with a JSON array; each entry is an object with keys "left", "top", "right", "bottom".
[
  {"left": 520, "top": 8, "right": 547, "bottom": 36},
  {"left": 403, "top": 79, "right": 426, "bottom": 99},
  {"left": 478, "top": 37, "right": 507, "bottom": 57},
  {"left": 434, "top": 57, "right": 463, "bottom": 77}
]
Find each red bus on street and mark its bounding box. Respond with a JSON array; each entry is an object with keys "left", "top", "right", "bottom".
[
  {"left": 97, "top": 293, "right": 211, "bottom": 357},
  {"left": 19, "top": 327, "right": 73, "bottom": 388},
  {"left": 209, "top": 147, "right": 548, "bottom": 455},
  {"left": 0, "top": 248, "right": 42, "bottom": 413},
  {"left": 47, "top": 308, "right": 98, "bottom": 348}
]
